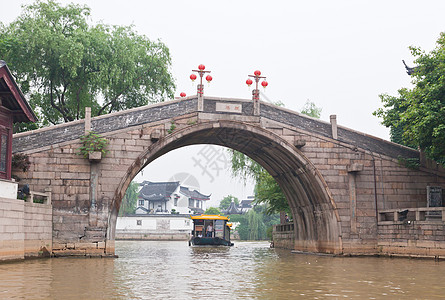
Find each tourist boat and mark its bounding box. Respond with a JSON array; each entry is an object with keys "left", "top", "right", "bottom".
[{"left": 189, "top": 215, "right": 234, "bottom": 246}]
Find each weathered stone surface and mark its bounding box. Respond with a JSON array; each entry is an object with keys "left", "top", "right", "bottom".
[{"left": 10, "top": 96, "right": 445, "bottom": 258}]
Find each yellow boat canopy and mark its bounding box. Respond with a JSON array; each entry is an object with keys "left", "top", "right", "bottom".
[{"left": 190, "top": 214, "right": 230, "bottom": 221}]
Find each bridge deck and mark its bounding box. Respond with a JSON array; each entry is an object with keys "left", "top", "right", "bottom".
[{"left": 13, "top": 96, "right": 418, "bottom": 161}]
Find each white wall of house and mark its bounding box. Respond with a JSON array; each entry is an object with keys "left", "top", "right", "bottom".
[
  {"left": 116, "top": 215, "right": 193, "bottom": 240},
  {"left": 0, "top": 180, "right": 18, "bottom": 199},
  {"left": 117, "top": 216, "right": 156, "bottom": 230},
  {"left": 170, "top": 218, "right": 192, "bottom": 230},
  {"left": 174, "top": 194, "right": 189, "bottom": 214}
]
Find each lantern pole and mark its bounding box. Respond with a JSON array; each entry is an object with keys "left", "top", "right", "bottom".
[
  {"left": 247, "top": 70, "right": 267, "bottom": 116},
  {"left": 191, "top": 64, "right": 212, "bottom": 111}
]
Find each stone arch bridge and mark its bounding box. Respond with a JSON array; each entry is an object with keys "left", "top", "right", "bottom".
[{"left": 12, "top": 96, "right": 445, "bottom": 257}]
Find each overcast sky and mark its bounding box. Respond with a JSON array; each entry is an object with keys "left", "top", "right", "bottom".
[{"left": 3, "top": 1, "right": 445, "bottom": 206}]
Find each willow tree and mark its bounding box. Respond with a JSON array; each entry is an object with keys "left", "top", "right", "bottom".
[
  {"left": 0, "top": 0, "right": 174, "bottom": 130},
  {"left": 119, "top": 181, "right": 139, "bottom": 216}
]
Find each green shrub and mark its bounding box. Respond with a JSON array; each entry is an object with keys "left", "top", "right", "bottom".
[{"left": 78, "top": 131, "right": 108, "bottom": 158}]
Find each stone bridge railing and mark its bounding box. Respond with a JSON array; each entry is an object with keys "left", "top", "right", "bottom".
[
  {"left": 378, "top": 207, "right": 445, "bottom": 224},
  {"left": 274, "top": 222, "right": 295, "bottom": 232},
  {"left": 27, "top": 190, "right": 52, "bottom": 205},
  {"left": 378, "top": 207, "right": 445, "bottom": 258},
  {"left": 272, "top": 222, "right": 295, "bottom": 250}
]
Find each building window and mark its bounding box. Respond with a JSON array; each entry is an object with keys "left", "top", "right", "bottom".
[
  {"left": 139, "top": 200, "right": 144, "bottom": 206},
  {"left": 174, "top": 197, "right": 178, "bottom": 206},
  {"left": 137, "top": 220, "right": 142, "bottom": 226},
  {"left": 188, "top": 199, "right": 194, "bottom": 207}
]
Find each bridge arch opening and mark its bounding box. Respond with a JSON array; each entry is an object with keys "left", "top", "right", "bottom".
[{"left": 110, "top": 120, "right": 342, "bottom": 254}]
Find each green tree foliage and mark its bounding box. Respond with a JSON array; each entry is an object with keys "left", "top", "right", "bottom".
[
  {"left": 374, "top": 32, "right": 445, "bottom": 165},
  {"left": 219, "top": 195, "right": 239, "bottom": 210},
  {"left": 0, "top": 0, "right": 175, "bottom": 130},
  {"left": 119, "top": 181, "right": 139, "bottom": 216},
  {"left": 300, "top": 99, "right": 322, "bottom": 118},
  {"left": 204, "top": 207, "right": 221, "bottom": 215}
]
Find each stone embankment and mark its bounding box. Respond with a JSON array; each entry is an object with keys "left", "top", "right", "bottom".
[{"left": 0, "top": 195, "right": 52, "bottom": 261}]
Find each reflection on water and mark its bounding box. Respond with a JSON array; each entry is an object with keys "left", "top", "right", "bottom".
[{"left": 0, "top": 241, "right": 445, "bottom": 299}]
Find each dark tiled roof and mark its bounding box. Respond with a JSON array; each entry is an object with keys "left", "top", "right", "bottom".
[
  {"left": 225, "top": 201, "right": 241, "bottom": 214},
  {"left": 240, "top": 200, "right": 253, "bottom": 208},
  {"left": 179, "top": 186, "right": 210, "bottom": 201},
  {"left": 139, "top": 181, "right": 180, "bottom": 201},
  {"left": 0, "top": 61, "right": 37, "bottom": 123},
  {"left": 136, "top": 206, "right": 150, "bottom": 213}
]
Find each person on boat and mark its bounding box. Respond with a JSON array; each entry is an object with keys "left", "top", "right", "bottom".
[{"left": 206, "top": 222, "right": 213, "bottom": 237}]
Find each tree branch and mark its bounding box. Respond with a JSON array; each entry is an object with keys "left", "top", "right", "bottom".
[{"left": 49, "top": 80, "right": 66, "bottom": 123}]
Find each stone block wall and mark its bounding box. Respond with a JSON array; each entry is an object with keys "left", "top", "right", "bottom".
[
  {"left": 265, "top": 115, "right": 445, "bottom": 254},
  {"left": 273, "top": 224, "right": 295, "bottom": 250},
  {"left": 378, "top": 222, "right": 445, "bottom": 258},
  {"left": 24, "top": 202, "right": 52, "bottom": 257},
  {"left": 0, "top": 197, "right": 24, "bottom": 261},
  {"left": 0, "top": 197, "right": 52, "bottom": 261}
]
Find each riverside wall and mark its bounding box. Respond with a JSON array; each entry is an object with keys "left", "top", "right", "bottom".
[
  {"left": 0, "top": 197, "right": 52, "bottom": 261},
  {"left": 273, "top": 217, "right": 445, "bottom": 258},
  {"left": 378, "top": 222, "right": 445, "bottom": 258}
]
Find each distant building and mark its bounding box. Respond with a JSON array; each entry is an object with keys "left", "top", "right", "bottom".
[
  {"left": 225, "top": 201, "right": 242, "bottom": 215},
  {"left": 240, "top": 196, "right": 255, "bottom": 213},
  {"left": 223, "top": 196, "right": 255, "bottom": 215},
  {"left": 135, "top": 181, "right": 211, "bottom": 215}
]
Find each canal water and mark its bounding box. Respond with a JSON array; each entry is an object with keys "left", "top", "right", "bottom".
[{"left": 1, "top": 240, "right": 445, "bottom": 299}]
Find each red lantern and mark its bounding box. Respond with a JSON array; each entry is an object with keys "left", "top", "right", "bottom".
[
  {"left": 261, "top": 80, "right": 268, "bottom": 88},
  {"left": 198, "top": 64, "right": 206, "bottom": 71},
  {"left": 190, "top": 74, "right": 197, "bottom": 81},
  {"left": 180, "top": 92, "right": 186, "bottom": 97},
  {"left": 254, "top": 70, "right": 261, "bottom": 76},
  {"left": 246, "top": 78, "right": 253, "bottom": 86},
  {"left": 206, "top": 75, "right": 213, "bottom": 82}
]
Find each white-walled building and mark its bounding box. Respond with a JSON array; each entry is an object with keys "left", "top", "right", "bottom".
[{"left": 135, "top": 181, "right": 211, "bottom": 215}]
